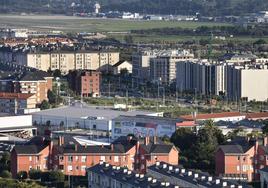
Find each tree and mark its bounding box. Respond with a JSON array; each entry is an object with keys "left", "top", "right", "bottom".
[
  {"left": 53, "top": 69, "right": 62, "bottom": 78},
  {"left": 262, "top": 120, "right": 268, "bottom": 134},
  {"left": 191, "top": 120, "right": 225, "bottom": 171},
  {"left": 40, "top": 100, "right": 50, "bottom": 110},
  {"left": 170, "top": 120, "right": 225, "bottom": 171},
  {"left": 48, "top": 170, "right": 64, "bottom": 183},
  {"left": 41, "top": 171, "right": 64, "bottom": 183},
  {"left": 29, "top": 169, "right": 42, "bottom": 180},
  {"left": 17, "top": 171, "right": 28, "bottom": 180},
  {"left": 0, "top": 152, "right": 10, "bottom": 172},
  {"left": 0, "top": 170, "right": 11, "bottom": 178},
  {"left": 47, "top": 90, "right": 57, "bottom": 104}
]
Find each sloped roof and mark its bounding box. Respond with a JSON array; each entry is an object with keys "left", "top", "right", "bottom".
[
  {"left": 0, "top": 92, "right": 34, "bottom": 100},
  {"left": 181, "top": 112, "right": 244, "bottom": 121},
  {"left": 13, "top": 145, "right": 47, "bottom": 155}
]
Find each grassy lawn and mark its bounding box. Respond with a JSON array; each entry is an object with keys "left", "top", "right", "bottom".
[{"left": 0, "top": 14, "right": 231, "bottom": 33}]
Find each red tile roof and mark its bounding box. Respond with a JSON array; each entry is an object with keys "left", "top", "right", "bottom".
[
  {"left": 180, "top": 112, "right": 244, "bottom": 121},
  {"left": 245, "top": 112, "right": 268, "bottom": 120},
  {"left": 0, "top": 92, "right": 34, "bottom": 100},
  {"left": 176, "top": 121, "right": 196, "bottom": 127}
]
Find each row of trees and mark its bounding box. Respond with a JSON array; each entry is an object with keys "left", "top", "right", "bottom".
[{"left": 132, "top": 25, "right": 268, "bottom": 37}]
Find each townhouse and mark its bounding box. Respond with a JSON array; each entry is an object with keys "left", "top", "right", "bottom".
[
  {"left": 215, "top": 136, "right": 268, "bottom": 182},
  {"left": 11, "top": 135, "right": 179, "bottom": 177}
]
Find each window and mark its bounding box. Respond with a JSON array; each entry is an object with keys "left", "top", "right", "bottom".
[
  {"left": 68, "top": 166, "right": 73, "bottom": 172},
  {"left": 237, "top": 156, "right": 240, "bottom": 161},
  {"left": 29, "top": 166, "right": 32, "bottom": 170},
  {"left": 100, "top": 156, "right": 105, "bottom": 162},
  {"left": 76, "top": 166, "right": 79, "bottom": 170},
  {"left": 237, "top": 165, "right": 240, "bottom": 171},
  {"left": 81, "top": 156, "right": 87, "bottom": 162},
  {"left": 114, "top": 156, "right": 119, "bottom": 162},
  {"left": 81, "top": 166, "right": 86, "bottom": 171},
  {"left": 68, "top": 156, "right": 73, "bottom": 162},
  {"left": 242, "top": 165, "right": 247, "bottom": 172},
  {"left": 141, "top": 155, "right": 145, "bottom": 160},
  {"left": 75, "top": 156, "right": 79, "bottom": 161},
  {"left": 36, "top": 156, "right": 39, "bottom": 161},
  {"left": 29, "top": 156, "right": 32, "bottom": 161},
  {"left": 59, "top": 156, "right": 64, "bottom": 161}
]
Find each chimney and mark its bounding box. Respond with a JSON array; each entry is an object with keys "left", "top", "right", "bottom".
[
  {"left": 136, "top": 141, "right": 140, "bottom": 153},
  {"left": 58, "top": 136, "right": 62, "bottom": 146},
  {"left": 153, "top": 136, "right": 157, "bottom": 144},
  {"left": 264, "top": 136, "right": 268, "bottom": 146},
  {"left": 111, "top": 144, "right": 114, "bottom": 151},
  {"left": 144, "top": 136, "right": 149, "bottom": 146}
]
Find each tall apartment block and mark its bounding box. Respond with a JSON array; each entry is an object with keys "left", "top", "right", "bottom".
[
  {"left": 176, "top": 61, "right": 226, "bottom": 95},
  {"left": 0, "top": 48, "right": 120, "bottom": 74},
  {"left": 149, "top": 50, "right": 195, "bottom": 84}
]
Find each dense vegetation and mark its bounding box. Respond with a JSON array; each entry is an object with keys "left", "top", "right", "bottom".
[
  {"left": 132, "top": 25, "right": 268, "bottom": 37},
  {"left": 170, "top": 120, "right": 226, "bottom": 173},
  {"left": 0, "top": 0, "right": 267, "bottom": 16}
]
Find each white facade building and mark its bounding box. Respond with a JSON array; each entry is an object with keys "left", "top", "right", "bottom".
[
  {"left": 227, "top": 64, "right": 268, "bottom": 101},
  {"left": 112, "top": 115, "right": 181, "bottom": 139}
]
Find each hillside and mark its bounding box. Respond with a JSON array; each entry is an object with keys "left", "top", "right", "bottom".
[{"left": 0, "top": 0, "right": 267, "bottom": 16}]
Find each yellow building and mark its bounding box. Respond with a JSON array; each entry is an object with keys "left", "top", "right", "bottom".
[{"left": 12, "top": 51, "right": 120, "bottom": 74}]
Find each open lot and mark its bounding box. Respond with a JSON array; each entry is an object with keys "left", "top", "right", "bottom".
[{"left": 0, "top": 14, "right": 231, "bottom": 33}]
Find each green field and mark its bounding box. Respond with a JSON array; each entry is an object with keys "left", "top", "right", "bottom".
[{"left": 0, "top": 14, "right": 231, "bottom": 33}]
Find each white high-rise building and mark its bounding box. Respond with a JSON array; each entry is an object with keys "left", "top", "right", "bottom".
[{"left": 227, "top": 64, "right": 268, "bottom": 101}]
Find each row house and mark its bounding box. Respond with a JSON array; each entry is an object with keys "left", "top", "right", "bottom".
[
  {"left": 11, "top": 135, "right": 179, "bottom": 177},
  {"left": 215, "top": 136, "right": 268, "bottom": 182}
]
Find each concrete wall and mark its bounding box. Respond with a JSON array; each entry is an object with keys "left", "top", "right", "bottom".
[
  {"left": 241, "top": 69, "right": 268, "bottom": 101},
  {"left": 0, "top": 115, "right": 32, "bottom": 128}
]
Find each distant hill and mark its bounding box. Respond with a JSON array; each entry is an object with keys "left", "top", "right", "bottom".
[{"left": 0, "top": 0, "right": 267, "bottom": 16}]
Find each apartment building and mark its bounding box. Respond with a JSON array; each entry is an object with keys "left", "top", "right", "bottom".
[
  {"left": 0, "top": 92, "right": 36, "bottom": 114},
  {"left": 150, "top": 50, "right": 195, "bottom": 84},
  {"left": 176, "top": 61, "right": 226, "bottom": 95},
  {"left": 11, "top": 135, "right": 179, "bottom": 177},
  {"left": 87, "top": 162, "right": 179, "bottom": 188},
  {"left": 215, "top": 136, "right": 268, "bottom": 182},
  {"left": 0, "top": 71, "right": 53, "bottom": 104},
  {"left": 68, "top": 70, "right": 101, "bottom": 97},
  {"left": 132, "top": 51, "right": 157, "bottom": 82},
  {"left": 0, "top": 48, "right": 119, "bottom": 74},
  {"left": 148, "top": 162, "right": 246, "bottom": 188},
  {"left": 226, "top": 64, "right": 268, "bottom": 101}
]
